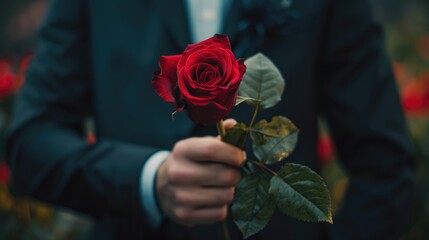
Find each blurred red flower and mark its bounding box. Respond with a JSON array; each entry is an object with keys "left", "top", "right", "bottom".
[
  {"left": 0, "top": 161, "right": 10, "bottom": 185},
  {"left": 317, "top": 134, "right": 336, "bottom": 165},
  {"left": 401, "top": 72, "right": 429, "bottom": 115},
  {"left": 0, "top": 60, "right": 16, "bottom": 99},
  {"left": 87, "top": 131, "right": 96, "bottom": 144}
]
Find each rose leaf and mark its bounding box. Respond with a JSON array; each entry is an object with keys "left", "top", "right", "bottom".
[
  {"left": 249, "top": 119, "right": 268, "bottom": 145},
  {"left": 269, "top": 163, "right": 333, "bottom": 223},
  {"left": 232, "top": 170, "right": 276, "bottom": 239},
  {"left": 224, "top": 123, "right": 248, "bottom": 149},
  {"left": 239, "top": 53, "right": 285, "bottom": 110},
  {"left": 250, "top": 116, "right": 299, "bottom": 164},
  {"left": 235, "top": 96, "right": 263, "bottom": 106}
]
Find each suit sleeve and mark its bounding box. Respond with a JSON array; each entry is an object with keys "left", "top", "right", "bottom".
[
  {"left": 318, "top": 0, "right": 416, "bottom": 239},
  {"left": 6, "top": 0, "right": 160, "bottom": 223}
]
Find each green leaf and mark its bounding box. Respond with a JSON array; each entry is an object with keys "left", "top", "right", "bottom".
[
  {"left": 269, "top": 163, "right": 333, "bottom": 223},
  {"left": 250, "top": 120, "right": 268, "bottom": 145},
  {"left": 235, "top": 96, "right": 263, "bottom": 106},
  {"left": 224, "top": 123, "right": 248, "bottom": 149},
  {"left": 239, "top": 53, "right": 285, "bottom": 110},
  {"left": 232, "top": 170, "right": 276, "bottom": 239},
  {"left": 250, "top": 116, "right": 299, "bottom": 164}
]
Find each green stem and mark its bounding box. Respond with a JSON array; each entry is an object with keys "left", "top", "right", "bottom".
[
  {"left": 216, "top": 120, "right": 226, "bottom": 140},
  {"left": 248, "top": 104, "right": 260, "bottom": 129},
  {"left": 216, "top": 120, "right": 230, "bottom": 240},
  {"left": 251, "top": 160, "right": 278, "bottom": 176},
  {"left": 222, "top": 220, "right": 231, "bottom": 240}
]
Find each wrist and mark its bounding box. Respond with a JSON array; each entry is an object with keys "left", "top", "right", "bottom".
[{"left": 140, "top": 150, "right": 170, "bottom": 227}]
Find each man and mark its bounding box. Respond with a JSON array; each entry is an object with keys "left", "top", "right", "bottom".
[{"left": 7, "top": 0, "right": 415, "bottom": 239}]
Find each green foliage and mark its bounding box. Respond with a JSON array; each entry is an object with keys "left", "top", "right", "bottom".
[
  {"left": 235, "top": 96, "right": 263, "bottom": 106},
  {"left": 226, "top": 52, "right": 331, "bottom": 238},
  {"left": 232, "top": 170, "right": 276, "bottom": 239},
  {"left": 232, "top": 163, "right": 333, "bottom": 239},
  {"left": 249, "top": 120, "right": 268, "bottom": 145},
  {"left": 224, "top": 123, "right": 248, "bottom": 149},
  {"left": 251, "top": 116, "right": 299, "bottom": 164},
  {"left": 269, "top": 164, "right": 333, "bottom": 223},
  {"left": 238, "top": 53, "right": 285, "bottom": 110}
]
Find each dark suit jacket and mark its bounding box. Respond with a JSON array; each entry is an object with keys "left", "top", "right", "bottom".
[{"left": 7, "top": 0, "right": 415, "bottom": 239}]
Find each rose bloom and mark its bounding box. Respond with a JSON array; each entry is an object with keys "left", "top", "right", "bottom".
[
  {"left": 317, "top": 134, "right": 336, "bottom": 165},
  {"left": 0, "top": 161, "right": 10, "bottom": 185},
  {"left": 0, "top": 60, "right": 15, "bottom": 99},
  {"left": 401, "top": 73, "right": 429, "bottom": 115},
  {"left": 152, "top": 34, "right": 246, "bottom": 125}
]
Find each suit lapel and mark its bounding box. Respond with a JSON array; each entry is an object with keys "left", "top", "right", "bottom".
[{"left": 157, "top": 0, "right": 191, "bottom": 51}]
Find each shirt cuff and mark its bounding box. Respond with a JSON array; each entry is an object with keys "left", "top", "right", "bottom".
[{"left": 140, "top": 150, "right": 170, "bottom": 228}]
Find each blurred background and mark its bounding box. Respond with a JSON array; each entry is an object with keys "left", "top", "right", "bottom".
[{"left": 0, "top": 0, "right": 428, "bottom": 239}]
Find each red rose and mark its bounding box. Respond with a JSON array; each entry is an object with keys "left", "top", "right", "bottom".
[
  {"left": 0, "top": 60, "right": 16, "bottom": 99},
  {"left": 152, "top": 34, "right": 246, "bottom": 125},
  {"left": 317, "top": 134, "right": 335, "bottom": 165},
  {"left": 0, "top": 161, "right": 10, "bottom": 185},
  {"left": 401, "top": 73, "right": 429, "bottom": 115},
  {"left": 87, "top": 131, "right": 97, "bottom": 144},
  {"left": 0, "top": 73, "right": 15, "bottom": 98}
]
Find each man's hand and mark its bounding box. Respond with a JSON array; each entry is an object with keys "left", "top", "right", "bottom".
[{"left": 156, "top": 120, "right": 245, "bottom": 226}]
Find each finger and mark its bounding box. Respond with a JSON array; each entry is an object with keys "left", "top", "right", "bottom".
[
  {"left": 172, "top": 186, "right": 235, "bottom": 208},
  {"left": 223, "top": 118, "right": 237, "bottom": 129},
  {"left": 167, "top": 161, "right": 241, "bottom": 187},
  {"left": 175, "top": 206, "right": 228, "bottom": 226},
  {"left": 174, "top": 137, "right": 245, "bottom": 167}
]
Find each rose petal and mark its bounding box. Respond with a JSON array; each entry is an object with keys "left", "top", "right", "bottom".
[
  {"left": 178, "top": 34, "right": 232, "bottom": 70},
  {"left": 159, "top": 55, "right": 181, "bottom": 81},
  {"left": 152, "top": 55, "right": 181, "bottom": 103},
  {"left": 185, "top": 34, "right": 231, "bottom": 55},
  {"left": 186, "top": 100, "right": 230, "bottom": 125},
  {"left": 152, "top": 71, "right": 175, "bottom": 102}
]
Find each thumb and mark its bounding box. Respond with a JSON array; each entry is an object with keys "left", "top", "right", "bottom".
[
  {"left": 219, "top": 119, "right": 247, "bottom": 160},
  {"left": 223, "top": 118, "right": 237, "bottom": 130}
]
